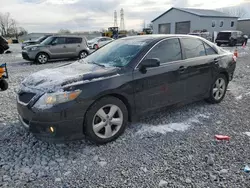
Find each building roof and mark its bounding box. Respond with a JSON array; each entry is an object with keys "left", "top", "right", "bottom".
[
  {"left": 152, "top": 7, "right": 238, "bottom": 22},
  {"left": 238, "top": 18, "right": 250, "bottom": 21}
]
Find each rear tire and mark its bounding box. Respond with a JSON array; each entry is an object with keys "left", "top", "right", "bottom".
[
  {"left": 36, "top": 53, "right": 49, "bottom": 64},
  {"left": 0, "top": 79, "right": 8, "bottom": 91},
  {"left": 0, "top": 46, "right": 4, "bottom": 54},
  {"left": 84, "top": 96, "right": 128, "bottom": 144},
  {"left": 205, "top": 74, "right": 228, "bottom": 104},
  {"left": 79, "top": 50, "right": 88, "bottom": 59}
]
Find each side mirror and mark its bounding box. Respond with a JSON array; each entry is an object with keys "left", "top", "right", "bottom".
[{"left": 139, "top": 58, "right": 160, "bottom": 74}]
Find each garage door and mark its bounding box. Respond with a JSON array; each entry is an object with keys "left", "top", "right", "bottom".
[
  {"left": 159, "top": 23, "right": 171, "bottom": 34},
  {"left": 175, "top": 21, "right": 190, "bottom": 34}
]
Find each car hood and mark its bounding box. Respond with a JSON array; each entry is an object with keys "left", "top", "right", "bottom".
[
  {"left": 23, "top": 40, "right": 39, "bottom": 44},
  {"left": 21, "top": 61, "right": 119, "bottom": 92}
]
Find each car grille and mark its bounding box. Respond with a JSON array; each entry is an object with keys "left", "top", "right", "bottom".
[{"left": 18, "top": 92, "right": 36, "bottom": 104}]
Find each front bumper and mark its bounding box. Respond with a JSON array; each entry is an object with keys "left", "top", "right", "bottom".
[
  {"left": 215, "top": 40, "right": 229, "bottom": 44},
  {"left": 22, "top": 50, "right": 37, "bottom": 61},
  {"left": 17, "top": 91, "right": 88, "bottom": 142}
]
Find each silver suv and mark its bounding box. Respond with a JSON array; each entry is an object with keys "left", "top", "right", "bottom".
[{"left": 22, "top": 35, "right": 90, "bottom": 64}]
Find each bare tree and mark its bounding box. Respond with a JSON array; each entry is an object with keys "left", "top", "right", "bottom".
[
  {"left": 219, "top": 6, "right": 247, "bottom": 18},
  {"left": 58, "top": 29, "right": 71, "bottom": 34},
  {"left": 0, "top": 12, "right": 26, "bottom": 38}
]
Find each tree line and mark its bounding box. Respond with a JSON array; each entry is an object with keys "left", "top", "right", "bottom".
[{"left": 0, "top": 12, "right": 28, "bottom": 39}]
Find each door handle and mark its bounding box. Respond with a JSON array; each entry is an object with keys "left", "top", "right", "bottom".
[
  {"left": 77, "top": 45, "right": 80, "bottom": 47},
  {"left": 214, "top": 58, "right": 219, "bottom": 64},
  {"left": 63, "top": 46, "right": 66, "bottom": 48},
  {"left": 178, "top": 66, "right": 186, "bottom": 73}
]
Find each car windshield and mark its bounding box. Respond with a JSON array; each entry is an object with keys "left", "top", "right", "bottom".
[
  {"left": 35, "top": 36, "right": 46, "bottom": 42},
  {"left": 83, "top": 38, "right": 151, "bottom": 67},
  {"left": 41, "top": 36, "right": 55, "bottom": 45},
  {"left": 89, "top": 37, "right": 102, "bottom": 42}
]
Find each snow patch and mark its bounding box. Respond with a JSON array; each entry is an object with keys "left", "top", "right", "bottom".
[
  {"left": 236, "top": 95, "right": 243, "bottom": 100},
  {"left": 138, "top": 114, "right": 209, "bottom": 135},
  {"left": 244, "top": 132, "right": 250, "bottom": 137}
]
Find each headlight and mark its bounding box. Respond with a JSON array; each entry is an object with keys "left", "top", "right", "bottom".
[
  {"left": 33, "top": 90, "right": 81, "bottom": 109},
  {"left": 30, "top": 47, "right": 39, "bottom": 51}
]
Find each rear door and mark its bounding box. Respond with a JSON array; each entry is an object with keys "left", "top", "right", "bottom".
[
  {"left": 65, "top": 37, "right": 82, "bottom": 57},
  {"left": 49, "top": 37, "right": 67, "bottom": 58},
  {"left": 133, "top": 38, "right": 188, "bottom": 113},
  {"left": 180, "top": 37, "right": 217, "bottom": 99}
]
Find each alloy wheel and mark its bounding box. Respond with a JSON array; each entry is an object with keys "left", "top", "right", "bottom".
[
  {"left": 80, "top": 52, "right": 87, "bottom": 59},
  {"left": 92, "top": 104, "right": 123, "bottom": 139},
  {"left": 38, "top": 54, "right": 48, "bottom": 64},
  {"left": 213, "top": 78, "right": 226, "bottom": 100}
]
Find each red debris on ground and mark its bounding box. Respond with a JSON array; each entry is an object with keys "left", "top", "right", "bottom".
[{"left": 214, "top": 135, "right": 230, "bottom": 141}]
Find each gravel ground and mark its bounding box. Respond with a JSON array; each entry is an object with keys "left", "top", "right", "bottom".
[{"left": 0, "top": 44, "right": 250, "bottom": 188}]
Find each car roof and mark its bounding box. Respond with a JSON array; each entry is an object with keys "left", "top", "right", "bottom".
[
  {"left": 219, "top": 30, "right": 241, "bottom": 33},
  {"left": 120, "top": 34, "right": 207, "bottom": 41},
  {"left": 52, "top": 35, "right": 84, "bottom": 38}
]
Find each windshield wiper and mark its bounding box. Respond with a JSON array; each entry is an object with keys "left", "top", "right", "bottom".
[{"left": 88, "top": 61, "right": 105, "bottom": 68}]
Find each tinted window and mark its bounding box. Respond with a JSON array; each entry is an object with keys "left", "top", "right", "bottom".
[
  {"left": 182, "top": 38, "right": 206, "bottom": 58},
  {"left": 66, "top": 37, "right": 82, "bottom": 44},
  {"left": 203, "top": 42, "right": 217, "bottom": 55},
  {"left": 145, "top": 38, "right": 182, "bottom": 63},
  {"left": 53, "top": 37, "right": 66, "bottom": 44},
  {"left": 231, "top": 21, "right": 234, "bottom": 27}
]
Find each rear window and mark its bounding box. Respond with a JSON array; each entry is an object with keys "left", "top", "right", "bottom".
[
  {"left": 217, "top": 32, "right": 231, "bottom": 39},
  {"left": 66, "top": 37, "right": 82, "bottom": 44}
]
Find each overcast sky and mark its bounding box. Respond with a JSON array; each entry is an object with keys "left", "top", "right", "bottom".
[{"left": 0, "top": 0, "right": 249, "bottom": 33}]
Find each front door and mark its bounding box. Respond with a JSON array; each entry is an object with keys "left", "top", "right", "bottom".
[
  {"left": 133, "top": 38, "right": 188, "bottom": 114},
  {"left": 179, "top": 37, "right": 215, "bottom": 99},
  {"left": 49, "top": 37, "right": 67, "bottom": 58}
]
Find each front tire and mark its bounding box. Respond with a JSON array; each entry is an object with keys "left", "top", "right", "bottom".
[
  {"left": 36, "top": 53, "right": 49, "bottom": 64},
  {"left": 206, "top": 74, "right": 228, "bottom": 104},
  {"left": 84, "top": 96, "right": 128, "bottom": 144},
  {"left": 0, "top": 79, "right": 8, "bottom": 91}
]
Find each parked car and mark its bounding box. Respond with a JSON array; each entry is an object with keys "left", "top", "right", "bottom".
[
  {"left": 87, "top": 37, "right": 114, "bottom": 50},
  {"left": 188, "top": 32, "right": 212, "bottom": 42},
  {"left": 0, "top": 36, "right": 9, "bottom": 54},
  {"left": 17, "top": 35, "right": 236, "bottom": 144},
  {"left": 22, "top": 35, "right": 90, "bottom": 64},
  {"left": 21, "top": 35, "right": 52, "bottom": 49},
  {"left": 215, "top": 30, "right": 248, "bottom": 46}
]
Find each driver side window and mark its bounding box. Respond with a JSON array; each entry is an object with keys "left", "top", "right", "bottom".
[
  {"left": 52, "top": 37, "right": 66, "bottom": 45},
  {"left": 145, "top": 38, "right": 182, "bottom": 64}
]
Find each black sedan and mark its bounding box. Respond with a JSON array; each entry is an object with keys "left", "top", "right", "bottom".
[{"left": 17, "top": 35, "right": 236, "bottom": 144}]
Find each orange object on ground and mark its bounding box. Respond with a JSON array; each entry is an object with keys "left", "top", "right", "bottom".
[
  {"left": 215, "top": 135, "right": 230, "bottom": 141},
  {"left": 234, "top": 48, "right": 238, "bottom": 57},
  {"left": 242, "top": 42, "right": 246, "bottom": 48}
]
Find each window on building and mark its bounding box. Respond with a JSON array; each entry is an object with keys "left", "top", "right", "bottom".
[
  {"left": 203, "top": 42, "right": 217, "bottom": 55},
  {"left": 231, "top": 21, "right": 234, "bottom": 27},
  {"left": 212, "top": 20, "right": 216, "bottom": 27},
  {"left": 220, "top": 20, "right": 224, "bottom": 27},
  {"left": 181, "top": 38, "right": 206, "bottom": 59},
  {"left": 145, "top": 38, "right": 182, "bottom": 63}
]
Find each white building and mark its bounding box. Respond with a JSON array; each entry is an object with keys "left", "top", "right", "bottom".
[{"left": 152, "top": 7, "right": 238, "bottom": 35}]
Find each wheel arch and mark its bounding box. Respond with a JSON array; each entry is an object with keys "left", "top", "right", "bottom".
[
  {"left": 35, "top": 51, "right": 50, "bottom": 59},
  {"left": 219, "top": 71, "right": 229, "bottom": 83},
  {"left": 84, "top": 93, "right": 132, "bottom": 123}
]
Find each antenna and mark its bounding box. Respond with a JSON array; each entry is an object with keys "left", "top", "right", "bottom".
[
  {"left": 120, "top": 8, "right": 125, "bottom": 30},
  {"left": 114, "top": 10, "right": 118, "bottom": 27}
]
